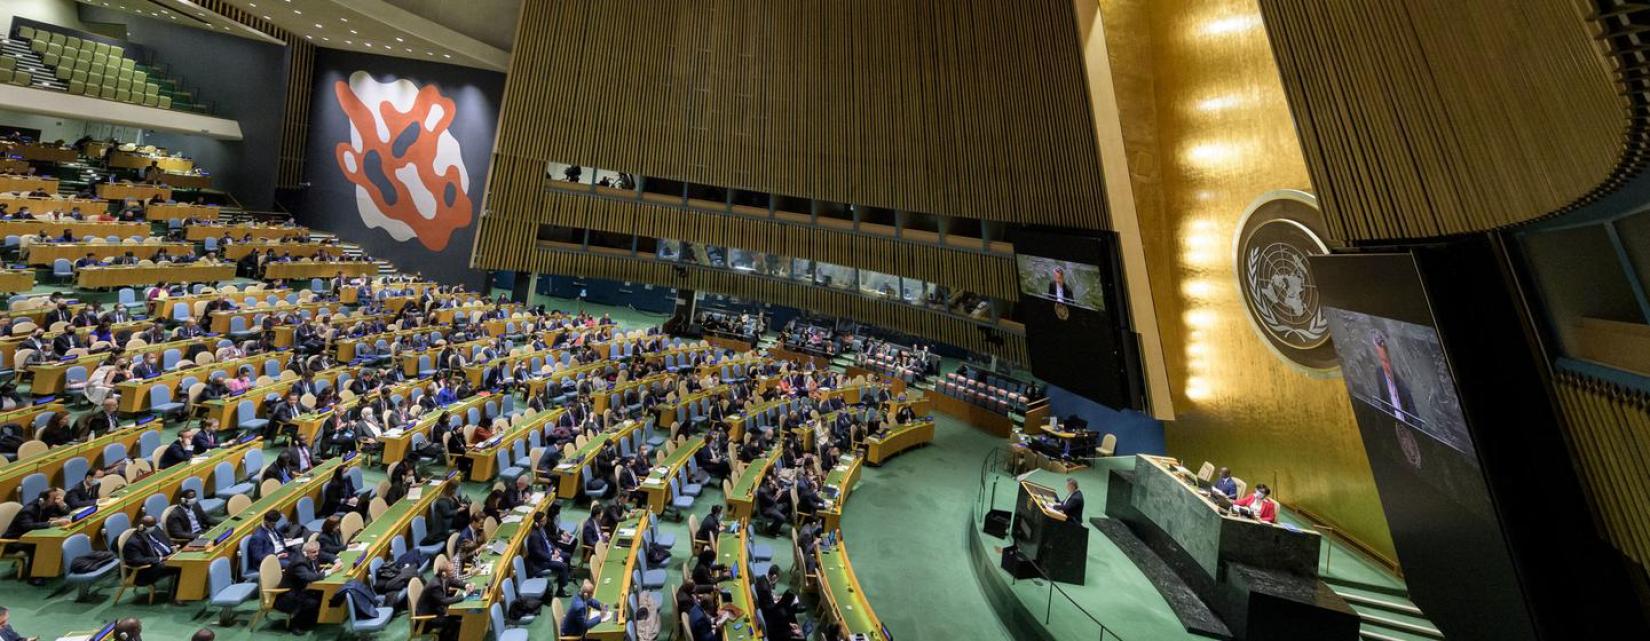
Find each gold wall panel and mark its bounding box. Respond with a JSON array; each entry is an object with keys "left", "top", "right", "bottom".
[
  {"left": 1258, "top": 0, "right": 1625, "bottom": 241},
  {"left": 1089, "top": 0, "right": 1394, "bottom": 560},
  {"left": 486, "top": 0, "right": 1109, "bottom": 227},
  {"left": 1555, "top": 370, "right": 1650, "bottom": 579}
]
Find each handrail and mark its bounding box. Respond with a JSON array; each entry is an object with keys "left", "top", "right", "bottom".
[{"left": 975, "top": 446, "right": 1124, "bottom": 641}]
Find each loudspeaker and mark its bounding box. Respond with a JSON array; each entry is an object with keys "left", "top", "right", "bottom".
[{"left": 983, "top": 509, "right": 1012, "bottom": 538}]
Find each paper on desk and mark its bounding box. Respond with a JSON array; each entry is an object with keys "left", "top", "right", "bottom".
[
  {"left": 384, "top": 428, "right": 404, "bottom": 437},
  {"left": 284, "top": 537, "right": 304, "bottom": 547},
  {"left": 617, "top": 527, "right": 636, "bottom": 539}
]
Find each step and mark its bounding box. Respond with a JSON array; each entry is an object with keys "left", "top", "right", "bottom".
[
  {"left": 1346, "top": 602, "right": 1443, "bottom": 640},
  {"left": 1332, "top": 584, "right": 1424, "bottom": 618},
  {"left": 1359, "top": 622, "right": 1442, "bottom": 641}
]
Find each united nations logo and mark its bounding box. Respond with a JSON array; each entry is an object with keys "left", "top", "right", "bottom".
[
  {"left": 1054, "top": 303, "right": 1070, "bottom": 321},
  {"left": 1233, "top": 190, "right": 1338, "bottom": 372}
]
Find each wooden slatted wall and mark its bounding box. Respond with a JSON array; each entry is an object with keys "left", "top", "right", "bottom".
[
  {"left": 197, "top": 0, "right": 315, "bottom": 189},
  {"left": 1554, "top": 370, "right": 1650, "bottom": 579},
  {"left": 1259, "top": 0, "right": 1627, "bottom": 241},
  {"left": 479, "top": 0, "right": 1105, "bottom": 356},
  {"left": 528, "top": 193, "right": 1019, "bottom": 301}
]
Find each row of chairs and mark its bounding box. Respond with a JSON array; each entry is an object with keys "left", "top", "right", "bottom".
[
  {"left": 938, "top": 371, "right": 1032, "bottom": 415},
  {"left": 0, "top": 56, "right": 30, "bottom": 87}
]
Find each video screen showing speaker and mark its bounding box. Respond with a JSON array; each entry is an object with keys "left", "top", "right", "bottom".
[
  {"left": 1314, "top": 252, "right": 1532, "bottom": 640},
  {"left": 1012, "top": 228, "right": 1135, "bottom": 409}
]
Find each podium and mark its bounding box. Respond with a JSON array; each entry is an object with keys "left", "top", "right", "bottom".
[{"left": 1010, "top": 479, "right": 1089, "bottom": 584}]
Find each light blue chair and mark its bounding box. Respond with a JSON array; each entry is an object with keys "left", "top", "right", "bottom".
[
  {"left": 162, "top": 349, "right": 183, "bottom": 371},
  {"left": 60, "top": 533, "right": 118, "bottom": 601},
  {"left": 172, "top": 302, "right": 191, "bottom": 323},
  {"left": 138, "top": 430, "right": 161, "bottom": 458},
  {"left": 141, "top": 493, "right": 168, "bottom": 520},
  {"left": 19, "top": 473, "right": 48, "bottom": 505},
  {"left": 509, "top": 556, "right": 547, "bottom": 600},
  {"left": 149, "top": 384, "right": 185, "bottom": 419},
  {"left": 297, "top": 496, "right": 325, "bottom": 533},
  {"left": 236, "top": 399, "right": 268, "bottom": 435},
  {"left": 102, "top": 442, "right": 128, "bottom": 468},
  {"left": 496, "top": 450, "right": 524, "bottom": 486},
  {"left": 410, "top": 516, "right": 445, "bottom": 557},
  {"left": 213, "top": 461, "right": 253, "bottom": 499},
  {"left": 500, "top": 577, "right": 535, "bottom": 625},
  {"left": 103, "top": 512, "right": 132, "bottom": 550},
  {"left": 488, "top": 602, "right": 528, "bottom": 641},
  {"left": 62, "top": 456, "right": 91, "bottom": 490},
  {"left": 52, "top": 258, "right": 73, "bottom": 282},
  {"left": 183, "top": 476, "right": 226, "bottom": 515},
  {"left": 204, "top": 556, "right": 257, "bottom": 625},
  {"left": 342, "top": 590, "right": 394, "bottom": 637}
]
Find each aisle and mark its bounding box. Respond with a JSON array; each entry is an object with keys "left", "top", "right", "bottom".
[{"left": 838, "top": 413, "right": 1013, "bottom": 641}]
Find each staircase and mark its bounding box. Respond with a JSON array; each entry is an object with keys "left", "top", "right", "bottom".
[
  {"left": 304, "top": 230, "right": 401, "bottom": 277},
  {"left": 0, "top": 37, "right": 63, "bottom": 90},
  {"left": 1323, "top": 578, "right": 1444, "bottom": 641}
]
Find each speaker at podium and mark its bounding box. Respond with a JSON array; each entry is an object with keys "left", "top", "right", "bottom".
[{"left": 1010, "top": 479, "right": 1088, "bottom": 584}]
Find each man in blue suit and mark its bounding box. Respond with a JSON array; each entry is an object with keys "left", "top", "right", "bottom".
[
  {"left": 246, "top": 511, "right": 293, "bottom": 568},
  {"left": 560, "top": 580, "right": 608, "bottom": 636},
  {"left": 524, "top": 511, "right": 572, "bottom": 597}
]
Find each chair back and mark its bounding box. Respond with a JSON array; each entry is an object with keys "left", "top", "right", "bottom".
[
  {"left": 0, "top": 502, "right": 21, "bottom": 537},
  {"left": 15, "top": 440, "right": 48, "bottom": 461},
  {"left": 368, "top": 496, "right": 389, "bottom": 520},
  {"left": 259, "top": 478, "right": 281, "bottom": 497},
  {"left": 341, "top": 511, "right": 364, "bottom": 542},
  {"left": 258, "top": 553, "right": 283, "bottom": 601},
  {"left": 226, "top": 494, "right": 252, "bottom": 515},
  {"left": 99, "top": 474, "right": 127, "bottom": 498}
]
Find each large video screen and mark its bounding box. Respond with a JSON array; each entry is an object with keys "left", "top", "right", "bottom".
[
  {"left": 1016, "top": 255, "right": 1107, "bottom": 312},
  {"left": 1324, "top": 309, "right": 1475, "bottom": 462},
  {"left": 1012, "top": 229, "right": 1136, "bottom": 409}
]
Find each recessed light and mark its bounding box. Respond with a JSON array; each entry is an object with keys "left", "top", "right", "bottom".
[
  {"left": 364, "top": 43, "right": 372, "bottom": 47},
  {"left": 321, "top": 37, "right": 329, "bottom": 41},
  {"left": 305, "top": 35, "right": 312, "bottom": 39},
  {"left": 349, "top": 30, "right": 357, "bottom": 34},
  {"left": 442, "top": 54, "right": 450, "bottom": 58},
  {"left": 345, "top": 40, "right": 353, "bottom": 44},
  {"left": 314, "top": 24, "right": 323, "bottom": 29},
  {"left": 395, "top": 37, "right": 404, "bottom": 42}
]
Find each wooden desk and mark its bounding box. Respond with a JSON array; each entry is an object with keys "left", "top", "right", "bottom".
[
  {"left": 167, "top": 455, "right": 356, "bottom": 601},
  {"left": 27, "top": 242, "right": 194, "bottom": 266},
  {"left": 156, "top": 173, "right": 212, "bottom": 189},
  {"left": 714, "top": 525, "right": 761, "bottom": 641},
  {"left": 114, "top": 352, "right": 292, "bottom": 414},
  {"left": 819, "top": 454, "right": 862, "bottom": 532},
  {"left": 109, "top": 152, "right": 194, "bottom": 173},
  {"left": 0, "top": 421, "right": 150, "bottom": 501},
  {"left": 339, "top": 281, "right": 436, "bottom": 305},
  {"left": 77, "top": 263, "right": 234, "bottom": 288},
  {"left": 377, "top": 393, "right": 492, "bottom": 468},
  {"left": 0, "top": 220, "right": 147, "bottom": 239},
  {"left": 725, "top": 445, "right": 779, "bottom": 520},
  {"left": 929, "top": 392, "right": 1014, "bottom": 438},
  {"left": 221, "top": 242, "right": 337, "bottom": 260},
  {"left": 287, "top": 378, "right": 424, "bottom": 445},
  {"left": 97, "top": 183, "right": 171, "bottom": 201},
  {"left": 20, "top": 438, "right": 258, "bottom": 578},
  {"left": 465, "top": 408, "right": 558, "bottom": 482},
  {"left": 11, "top": 144, "right": 76, "bottom": 163},
  {"left": 448, "top": 488, "right": 554, "bottom": 641},
  {"left": 586, "top": 512, "right": 648, "bottom": 641},
  {"left": 0, "top": 402, "right": 64, "bottom": 440},
  {"left": 148, "top": 287, "right": 291, "bottom": 319},
  {"left": 206, "top": 301, "right": 342, "bottom": 334},
  {"left": 816, "top": 535, "right": 886, "bottom": 640},
  {"left": 30, "top": 335, "right": 215, "bottom": 395},
  {"left": 0, "top": 269, "right": 33, "bottom": 293},
  {"left": 0, "top": 176, "right": 58, "bottom": 193},
  {"left": 0, "top": 196, "right": 106, "bottom": 217},
  {"left": 262, "top": 261, "right": 377, "bottom": 281},
  {"left": 866, "top": 418, "right": 934, "bottom": 466},
  {"left": 143, "top": 203, "right": 218, "bottom": 222},
  {"left": 185, "top": 224, "right": 308, "bottom": 242},
  {"left": 312, "top": 475, "right": 453, "bottom": 624},
  {"left": 551, "top": 420, "right": 644, "bottom": 499},
  {"left": 196, "top": 366, "right": 351, "bottom": 430},
  {"left": 639, "top": 435, "right": 704, "bottom": 513}
]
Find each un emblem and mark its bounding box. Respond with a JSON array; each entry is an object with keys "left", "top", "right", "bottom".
[{"left": 1233, "top": 190, "right": 1339, "bottom": 372}]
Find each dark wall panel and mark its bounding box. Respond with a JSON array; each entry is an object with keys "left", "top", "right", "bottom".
[
  {"left": 80, "top": 6, "right": 289, "bottom": 208},
  {"left": 292, "top": 48, "right": 504, "bottom": 288}
]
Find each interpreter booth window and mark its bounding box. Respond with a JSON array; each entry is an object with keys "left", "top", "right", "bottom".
[
  {"left": 791, "top": 258, "right": 815, "bottom": 283},
  {"left": 815, "top": 262, "right": 855, "bottom": 290},
  {"left": 657, "top": 239, "right": 681, "bottom": 262},
  {"left": 548, "top": 162, "right": 587, "bottom": 184},
  {"left": 729, "top": 249, "right": 763, "bottom": 273},
  {"left": 901, "top": 278, "right": 931, "bottom": 305},
  {"left": 858, "top": 269, "right": 901, "bottom": 298}
]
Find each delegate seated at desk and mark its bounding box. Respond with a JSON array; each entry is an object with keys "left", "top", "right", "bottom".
[
  {"left": 1213, "top": 467, "right": 1239, "bottom": 500},
  {"left": 560, "top": 580, "right": 611, "bottom": 636},
  {"left": 1233, "top": 484, "right": 1278, "bottom": 523},
  {"left": 1050, "top": 477, "right": 1084, "bottom": 521}
]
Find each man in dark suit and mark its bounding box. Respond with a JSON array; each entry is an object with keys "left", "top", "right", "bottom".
[
  {"left": 84, "top": 397, "right": 122, "bottom": 438},
  {"left": 267, "top": 391, "right": 303, "bottom": 441},
  {"left": 66, "top": 469, "right": 104, "bottom": 509},
  {"left": 423, "top": 484, "right": 463, "bottom": 546},
  {"left": 157, "top": 431, "right": 197, "bottom": 469},
  {"left": 320, "top": 467, "right": 362, "bottom": 517},
  {"left": 524, "top": 511, "right": 572, "bottom": 597},
  {"left": 246, "top": 511, "right": 293, "bottom": 569},
  {"left": 560, "top": 580, "right": 609, "bottom": 637},
  {"left": 192, "top": 420, "right": 223, "bottom": 451},
  {"left": 131, "top": 352, "right": 163, "bottom": 379},
  {"left": 1046, "top": 266, "right": 1078, "bottom": 303},
  {"left": 1054, "top": 478, "right": 1084, "bottom": 521},
  {"left": 419, "top": 562, "right": 475, "bottom": 640},
  {"left": 164, "top": 489, "right": 218, "bottom": 543},
  {"left": 6, "top": 488, "right": 70, "bottom": 585},
  {"left": 1371, "top": 334, "right": 1416, "bottom": 422},
  {"left": 287, "top": 435, "right": 316, "bottom": 473},
  {"left": 274, "top": 541, "right": 329, "bottom": 634},
  {"left": 580, "top": 502, "right": 606, "bottom": 549},
  {"left": 121, "top": 515, "right": 181, "bottom": 599},
  {"left": 0, "top": 606, "right": 37, "bottom": 641}
]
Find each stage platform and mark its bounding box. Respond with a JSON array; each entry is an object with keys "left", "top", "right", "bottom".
[{"left": 968, "top": 458, "right": 1430, "bottom": 641}]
